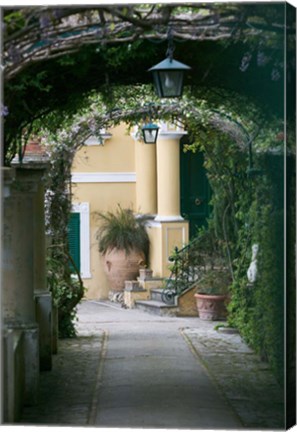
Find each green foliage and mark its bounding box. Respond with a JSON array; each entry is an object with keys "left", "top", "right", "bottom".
[
  {"left": 224, "top": 153, "right": 286, "bottom": 385},
  {"left": 197, "top": 270, "right": 232, "bottom": 295},
  {"left": 47, "top": 246, "right": 86, "bottom": 338},
  {"left": 3, "top": 10, "right": 25, "bottom": 33},
  {"left": 186, "top": 122, "right": 288, "bottom": 385},
  {"left": 96, "top": 205, "right": 150, "bottom": 262}
]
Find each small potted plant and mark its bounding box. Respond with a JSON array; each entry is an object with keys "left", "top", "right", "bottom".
[
  {"left": 187, "top": 226, "right": 232, "bottom": 320},
  {"left": 194, "top": 269, "right": 231, "bottom": 321},
  {"left": 96, "top": 205, "right": 150, "bottom": 297}
]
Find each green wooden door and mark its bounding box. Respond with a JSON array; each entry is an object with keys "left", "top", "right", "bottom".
[
  {"left": 68, "top": 212, "right": 80, "bottom": 272},
  {"left": 180, "top": 141, "right": 212, "bottom": 238}
]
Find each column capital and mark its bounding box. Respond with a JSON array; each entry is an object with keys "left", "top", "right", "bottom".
[
  {"left": 9, "top": 161, "right": 49, "bottom": 195},
  {"left": 11, "top": 158, "right": 49, "bottom": 174},
  {"left": 158, "top": 122, "right": 187, "bottom": 141},
  {"left": 158, "top": 130, "right": 187, "bottom": 141}
]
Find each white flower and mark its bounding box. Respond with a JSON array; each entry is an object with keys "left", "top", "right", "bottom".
[
  {"left": 59, "top": 130, "right": 68, "bottom": 140},
  {"left": 71, "top": 124, "right": 80, "bottom": 134}
]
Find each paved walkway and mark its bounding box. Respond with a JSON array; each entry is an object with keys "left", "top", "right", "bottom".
[{"left": 21, "top": 300, "right": 284, "bottom": 429}]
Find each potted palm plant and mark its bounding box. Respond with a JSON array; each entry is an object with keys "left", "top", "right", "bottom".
[{"left": 97, "top": 205, "right": 150, "bottom": 298}]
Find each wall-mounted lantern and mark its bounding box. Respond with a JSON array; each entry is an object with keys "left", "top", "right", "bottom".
[
  {"left": 142, "top": 122, "right": 159, "bottom": 144},
  {"left": 148, "top": 28, "right": 191, "bottom": 98}
]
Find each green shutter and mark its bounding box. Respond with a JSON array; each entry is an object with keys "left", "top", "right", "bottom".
[{"left": 68, "top": 212, "right": 80, "bottom": 273}]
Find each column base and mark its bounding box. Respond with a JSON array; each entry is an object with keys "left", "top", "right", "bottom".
[
  {"left": 35, "top": 292, "right": 53, "bottom": 371},
  {"left": 147, "top": 219, "right": 189, "bottom": 278},
  {"left": 3, "top": 322, "right": 39, "bottom": 413},
  {"left": 3, "top": 328, "right": 25, "bottom": 422}
]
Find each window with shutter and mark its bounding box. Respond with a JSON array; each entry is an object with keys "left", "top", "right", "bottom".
[{"left": 68, "top": 212, "right": 80, "bottom": 273}]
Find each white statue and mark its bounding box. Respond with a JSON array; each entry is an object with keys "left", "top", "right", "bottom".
[{"left": 247, "top": 244, "right": 259, "bottom": 283}]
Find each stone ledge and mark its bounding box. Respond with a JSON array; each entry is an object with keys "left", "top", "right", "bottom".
[
  {"left": 124, "top": 280, "right": 143, "bottom": 292},
  {"left": 138, "top": 278, "right": 164, "bottom": 291},
  {"left": 124, "top": 288, "right": 149, "bottom": 308}
]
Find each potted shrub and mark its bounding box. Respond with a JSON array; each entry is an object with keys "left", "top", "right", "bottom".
[
  {"left": 97, "top": 205, "right": 150, "bottom": 298},
  {"left": 194, "top": 269, "right": 231, "bottom": 321}
]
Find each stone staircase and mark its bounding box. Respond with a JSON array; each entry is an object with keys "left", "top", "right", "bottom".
[
  {"left": 135, "top": 288, "right": 179, "bottom": 316},
  {"left": 124, "top": 269, "right": 198, "bottom": 317}
]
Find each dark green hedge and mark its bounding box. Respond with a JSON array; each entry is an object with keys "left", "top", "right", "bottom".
[
  {"left": 227, "top": 153, "right": 289, "bottom": 385},
  {"left": 199, "top": 130, "right": 293, "bottom": 386}
]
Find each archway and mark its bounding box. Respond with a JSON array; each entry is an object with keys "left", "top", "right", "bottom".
[{"left": 2, "top": 4, "right": 295, "bottom": 425}]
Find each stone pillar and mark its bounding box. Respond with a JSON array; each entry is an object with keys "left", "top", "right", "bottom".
[
  {"left": 12, "top": 147, "right": 53, "bottom": 371},
  {"left": 2, "top": 166, "right": 39, "bottom": 407},
  {"left": 147, "top": 124, "right": 189, "bottom": 278},
  {"left": 3, "top": 168, "right": 36, "bottom": 325},
  {"left": 133, "top": 134, "right": 157, "bottom": 215}
]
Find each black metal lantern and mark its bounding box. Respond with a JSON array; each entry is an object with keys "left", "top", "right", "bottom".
[
  {"left": 142, "top": 122, "right": 159, "bottom": 144},
  {"left": 149, "top": 58, "right": 191, "bottom": 98},
  {"left": 148, "top": 28, "right": 191, "bottom": 98}
]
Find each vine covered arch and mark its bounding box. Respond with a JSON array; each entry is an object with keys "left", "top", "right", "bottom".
[
  {"left": 3, "top": 4, "right": 295, "bottom": 383},
  {"left": 43, "top": 85, "right": 282, "bottom": 272},
  {"left": 3, "top": 3, "right": 295, "bottom": 164}
]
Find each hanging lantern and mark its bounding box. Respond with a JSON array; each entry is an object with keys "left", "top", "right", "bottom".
[
  {"left": 148, "top": 27, "right": 191, "bottom": 98},
  {"left": 148, "top": 57, "right": 191, "bottom": 98},
  {"left": 142, "top": 122, "right": 159, "bottom": 144}
]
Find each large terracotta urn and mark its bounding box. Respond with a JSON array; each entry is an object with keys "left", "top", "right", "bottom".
[{"left": 103, "top": 248, "right": 146, "bottom": 294}]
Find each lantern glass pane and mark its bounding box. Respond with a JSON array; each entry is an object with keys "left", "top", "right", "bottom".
[
  {"left": 152, "top": 73, "right": 162, "bottom": 97},
  {"left": 143, "top": 128, "right": 158, "bottom": 143},
  {"left": 158, "top": 71, "right": 183, "bottom": 97}
]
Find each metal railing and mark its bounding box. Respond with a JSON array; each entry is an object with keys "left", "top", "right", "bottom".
[{"left": 161, "top": 237, "right": 206, "bottom": 304}]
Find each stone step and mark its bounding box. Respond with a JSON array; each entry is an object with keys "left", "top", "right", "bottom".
[
  {"left": 150, "top": 288, "right": 175, "bottom": 305},
  {"left": 134, "top": 300, "right": 178, "bottom": 317}
]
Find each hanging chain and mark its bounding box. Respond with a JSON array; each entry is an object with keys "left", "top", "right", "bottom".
[{"left": 166, "top": 26, "right": 175, "bottom": 60}]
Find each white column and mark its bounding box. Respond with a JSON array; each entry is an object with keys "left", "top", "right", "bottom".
[{"left": 155, "top": 127, "right": 187, "bottom": 221}]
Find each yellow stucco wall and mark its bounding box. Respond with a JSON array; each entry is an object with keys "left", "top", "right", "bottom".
[
  {"left": 72, "top": 123, "right": 135, "bottom": 173},
  {"left": 71, "top": 123, "right": 137, "bottom": 299}
]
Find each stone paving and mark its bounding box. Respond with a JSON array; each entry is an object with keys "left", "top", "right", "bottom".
[
  {"left": 182, "top": 328, "right": 285, "bottom": 429},
  {"left": 20, "top": 300, "right": 285, "bottom": 429},
  {"left": 20, "top": 334, "right": 105, "bottom": 426}
]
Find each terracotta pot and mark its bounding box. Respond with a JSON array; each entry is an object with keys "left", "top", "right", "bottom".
[
  {"left": 194, "top": 293, "right": 228, "bottom": 321},
  {"left": 103, "top": 248, "right": 146, "bottom": 293}
]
